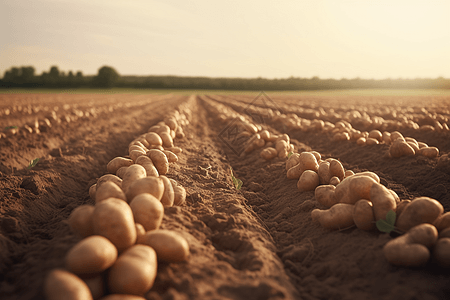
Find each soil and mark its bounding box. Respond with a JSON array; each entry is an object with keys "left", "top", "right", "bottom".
[{"left": 0, "top": 92, "right": 449, "bottom": 300}]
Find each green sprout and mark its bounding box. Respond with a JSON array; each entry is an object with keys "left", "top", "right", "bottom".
[
  {"left": 376, "top": 210, "right": 402, "bottom": 234},
  {"left": 27, "top": 158, "right": 40, "bottom": 169},
  {"left": 287, "top": 152, "right": 294, "bottom": 158},
  {"left": 230, "top": 167, "right": 243, "bottom": 190},
  {"left": 5, "top": 126, "right": 18, "bottom": 130}
]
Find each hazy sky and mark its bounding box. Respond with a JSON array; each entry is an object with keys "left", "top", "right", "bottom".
[{"left": 1, "top": 0, "right": 450, "bottom": 79}]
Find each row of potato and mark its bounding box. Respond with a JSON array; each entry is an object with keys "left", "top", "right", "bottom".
[
  {"left": 44, "top": 111, "right": 191, "bottom": 300},
  {"left": 284, "top": 149, "right": 450, "bottom": 268}
]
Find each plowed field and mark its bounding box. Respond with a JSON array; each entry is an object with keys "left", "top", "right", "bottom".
[{"left": 1, "top": 92, "right": 449, "bottom": 300}]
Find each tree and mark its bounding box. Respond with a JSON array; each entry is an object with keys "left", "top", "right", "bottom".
[
  {"left": 49, "top": 66, "right": 60, "bottom": 78},
  {"left": 94, "top": 66, "right": 119, "bottom": 88}
]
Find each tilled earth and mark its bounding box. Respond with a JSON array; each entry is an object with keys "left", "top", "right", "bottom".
[{"left": 0, "top": 92, "right": 449, "bottom": 300}]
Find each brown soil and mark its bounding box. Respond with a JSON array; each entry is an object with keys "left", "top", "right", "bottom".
[{"left": 0, "top": 92, "right": 449, "bottom": 300}]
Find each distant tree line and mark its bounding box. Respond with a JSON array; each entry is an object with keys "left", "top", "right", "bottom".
[{"left": 1, "top": 65, "right": 450, "bottom": 90}]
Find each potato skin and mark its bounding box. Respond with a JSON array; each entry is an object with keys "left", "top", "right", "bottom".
[
  {"left": 395, "top": 197, "right": 444, "bottom": 232},
  {"left": 108, "top": 245, "right": 157, "bottom": 295},
  {"left": 315, "top": 185, "right": 337, "bottom": 208},
  {"left": 124, "top": 176, "right": 165, "bottom": 203},
  {"left": 129, "top": 193, "right": 164, "bottom": 231},
  {"left": 287, "top": 152, "right": 319, "bottom": 180},
  {"left": 353, "top": 200, "right": 375, "bottom": 231},
  {"left": 260, "top": 147, "right": 278, "bottom": 160},
  {"left": 97, "top": 174, "right": 123, "bottom": 189},
  {"left": 147, "top": 149, "right": 169, "bottom": 175},
  {"left": 297, "top": 170, "right": 319, "bottom": 192},
  {"left": 159, "top": 175, "right": 174, "bottom": 207},
  {"left": 66, "top": 235, "right": 118, "bottom": 275},
  {"left": 389, "top": 139, "right": 415, "bottom": 157},
  {"left": 418, "top": 147, "right": 439, "bottom": 158},
  {"left": 369, "top": 183, "right": 397, "bottom": 221},
  {"left": 44, "top": 269, "right": 93, "bottom": 300},
  {"left": 286, "top": 153, "right": 300, "bottom": 171},
  {"left": 317, "top": 161, "right": 331, "bottom": 185},
  {"left": 83, "top": 274, "right": 105, "bottom": 300},
  {"left": 433, "top": 212, "right": 450, "bottom": 231},
  {"left": 144, "top": 132, "right": 162, "bottom": 146},
  {"left": 93, "top": 198, "right": 137, "bottom": 252},
  {"left": 135, "top": 156, "right": 159, "bottom": 177},
  {"left": 329, "top": 159, "right": 345, "bottom": 181},
  {"left": 311, "top": 203, "right": 355, "bottom": 230},
  {"left": 433, "top": 238, "right": 450, "bottom": 267},
  {"left": 107, "top": 157, "right": 134, "bottom": 174},
  {"left": 95, "top": 181, "right": 126, "bottom": 203},
  {"left": 383, "top": 223, "right": 438, "bottom": 267},
  {"left": 138, "top": 229, "right": 189, "bottom": 263},
  {"left": 335, "top": 174, "right": 378, "bottom": 205},
  {"left": 121, "top": 164, "right": 147, "bottom": 194},
  {"left": 68, "top": 205, "right": 95, "bottom": 238},
  {"left": 170, "top": 179, "right": 186, "bottom": 206}
]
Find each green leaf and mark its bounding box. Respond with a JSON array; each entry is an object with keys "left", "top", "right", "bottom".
[
  {"left": 230, "top": 167, "right": 243, "bottom": 190},
  {"left": 27, "top": 158, "right": 40, "bottom": 169},
  {"left": 5, "top": 126, "right": 18, "bottom": 130},
  {"left": 287, "top": 152, "right": 294, "bottom": 158},
  {"left": 376, "top": 219, "right": 396, "bottom": 233},
  {"left": 235, "top": 178, "right": 243, "bottom": 190},
  {"left": 385, "top": 210, "right": 396, "bottom": 226}
]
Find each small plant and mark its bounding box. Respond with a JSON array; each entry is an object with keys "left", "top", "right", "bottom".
[
  {"left": 5, "top": 126, "right": 18, "bottom": 130},
  {"left": 376, "top": 210, "right": 402, "bottom": 234},
  {"left": 230, "top": 167, "right": 243, "bottom": 190},
  {"left": 27, "top": 158, "right": 40, "bottom": 169},
  {"left": 287, "top": 152, "right": 294, "bottom": 158}
]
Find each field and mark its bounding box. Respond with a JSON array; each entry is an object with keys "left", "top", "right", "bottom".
[{"left": 0, "top": 90, "right": 450, "bottom": 300}]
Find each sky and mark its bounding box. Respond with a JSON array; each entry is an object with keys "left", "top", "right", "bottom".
[{"left": 1, "top": 0, "right": 450, "bottom": 79}]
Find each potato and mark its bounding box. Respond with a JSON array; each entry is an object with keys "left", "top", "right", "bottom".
[
  {"left": 286, "top": 153, "right": 301, "bottom": 171},
  {"left": 108, "top": 245, "right": 157, "bottom": 295},
  {"left": 93, "top": 198, "right": 137, "bottom": 252},
  {"left": 147, "top": 149, "right": 169, "bottom": 175},
  {"left": 396, "top": 197, "right": 444, "bottom": 232},
  {"left": 383, "top": 223, "right": 438, "bottom": 267},
  {"left": 396, "top": 199, "right": 411, "bottom": 218},
  {"left": 275, "top": 139, "right": 289, "bottom": 159},
  {"left": 439, "top": 228, "right": 450, "bottom": 239},
  {"left": 297, "top": 170, "right": 319, "bottom": 192},
  {"left": 164, "top": 118, "right": 178, "bottom": 131},
  {"left": 329, "top": 160, "right": 344, "bottom": 183},
  {"left": 66, "top": 235, "right": 118, "bottom": 275},
  {"left": 166, "top": 146, "right": 182, "bottom": 154},
  {"left": 175, "top": 126, "right": 185, "bottom": 139},
  {"left": 159, "top": 132, "right": 174, "bottom": 148},
  {"left": 369, "top": 183, "right": 397, "bottom": 221},
  {"left": 390, "top": 131, "right": 404, "bottom": 142},
  {"left": 107, "top": 157, "right": 134, "bottom": 175},
  {"left": 121, "top": 164, "right": 147, "bottom": 194},
  {"left": 170, "top": 179, "right": 186, "bottom": 206},
  {"left": 317, "top": 161, "right": 331, "bottom": 185},
  {"left": 344, "top": 170, "right": 355, "bottom": 178},
  {"left": 368, "top": 130, "right": 382, "bottom": 142},
  {"left": 314, "top": 185, "right": 338, "bottom": 208},
  {"left": 335, "top": 174, "right": 378, "bottom": 205},
  {"left": 135, "top": 223, "right": 146, "bottom": 242},
  {"left": 418, "top": 142, "right": 428, "bottom": 149},
  {"left": 310, "top": 151, "right": 321, "bottom": 162},
  {"left": 68, "top": 205, "right": 95, "bottom": 238},
  {"left": 432, "top": 238, "right": 450, "bottom": 267},
  {"left": 135, "top": 155, "right": 159, "bottom": 177},
  {"left": 95, "top": 181, "right": 126, "bottom": 203},
  {"left": 329, "top": 176, "right": 340, "bottom": 186},
  {"left": 382, "top": 131, "right": 391, "bottom": 144},
  {"left": 418, "top": 147, "right": 439, "bottom": 158},
  {"left": 287, "top": 152, "right": 319, "bottom": 180},
  {"left": 99, "top": 295, "right": 146, "bottom": 300},
  {"left": 311, "top": 203, "right": 355, "bottom": 230},
  {"left": 366, "top": 138, "right": 379, "bottom": 146},
  {"left": 356, "top": 137, "right": 366, "bottom": 146},
  {"left": 116, "top": 166, "right": 129, "bottom": 179},
  {"left": 260, "top": 147, "right": 278, "bottom": 160},
  {"left": 128, "top": 145, "right": 146, "bottom": 154},
  {"left": 138, "top": 229, "right": 189, "bottom": 263},
  {"left": 97, "top": 174, "right": 123, "bottom": 189},
  {"left": 129, "top": 193, "right": 164, "bottom": 231},
  {"left": 129, "top": 150, "right": 146, "bottom": 163},
  {"left": 83, "top": 274, "right": 105, "bottom": 300},
  {"left": 389, "top": 139, "right": 415, "bottom": 157},
  {"left": 353, "top": 200, "right": 375, "bottom": 230},
  {"left": 89, "top": 184, "right": 97, "bottom": 201},
  {"left": 44, "top": 269, "right": 93, "bottom": 300},
  {"left": 433, "top": 212, "right": 450, "bottom": 231},
  {"left": 159, "top": 175, "right": 174, "bottom": 207},
  {"left": 124, "top": 176, "right": 164, "bottom": 203},
  {"left": 355, "top": 171, "right": 380, "bottom": 183},
  {"left": 259, "top": 130, "right": 271, "bottom": 141},
  {"left": 162, "top": 150, "right": 178, "bottom": 163}
]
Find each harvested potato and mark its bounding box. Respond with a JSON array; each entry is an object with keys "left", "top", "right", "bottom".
[
  {"left": 138, "top": 229, "right": 189, "bottom": 263},
  {"left": 406, "top": 141, "right": 419, "bottom": 153},
  {"left": 344, "top": 170, "right": 355, "bottom": 178},
  {"left": 162, "top": 150, "right": 178, "bottom": 163},
  {"left": 396, "top": 200, "right": 411, "bottom": 218},
  {"left": 135, "top": 223, "right": 146, "bottom": 242},
  {"left": 147, "top": 149, "right": 169, "bottom": 175},
  {"left": 93, "top": 198, "right": 137, "bottom": 252},
  {"left": 66, "top": 235, "right": 118, "bottom": 275},
  {"left": 297, "top": 170, "right": 319, "bottom": 192},
  {"left": 159, "top": 175, "right": 174, "bottom": 207},
  {"left": 95, "top": 181, "right": 126, "bottom": 203},
  {"left": 166, "top": 146, "right": 182, "bottom": 154},
  {"left": 353, "top": 200, "right": 375, "bottom": 230},
  {"left": 432, "top": 238, "right": 450, "bottom": 267},
  {"left": 89, "top": 184, "right": 97, "bottom": 201},
  {"left": 116, "top": 166, "right": 129, "bottom": 179},
  {"left": 83, "top": 274, "right": 105, "bottom": 300},
  {"left": 418, "top": 142, "right": 428, "bottom": 149},
  {"left": 97, "top": 174, "right": 123, "bottom": 189},
  {"left": 389, "top": 139, "right": 415, "bottom": 157},
  {"left": 314, "top": 185, "right": 338, "bottom": 208},
  {"left": 259, "top": 130, "right": 271, "bottom": 141},
  {"left": 68, "top": 205, "right": 95, "bottom": 238},
  {"left": 396, "top": 197, "right": 444, "bottom": 232},
  {"left": 164, "top": 118, "right": 178, "bottom": 131},
  {"left": 329, "top": 159, "right": 345, "bottom": 181},
  {"left": 317, "top": 161, "right": 331, "bottom": 185},
  {"left": 129, "top": 150, "right": 146, "bottom": 163},
  {"left": 440, "top": 228, "right": 450, "bottom": 239},
  {"left": 287, "top": 152, "right": 319, "bottom": 180},
  {"left": 124, "top": 176, "right": 164, "bottom": 203},
  {"left": 382, "top": 131, "right": 391, "bottom": 145},
  {"left": 121, "top": 164, "right": 147, "bottom": 194},
  {"left": 108, "top": 245, "right": 157, "bottom": 295},
  {"left": 310, "top": 151, "right": 321, "bottom": 162},
  {"left": 329, "top": 176, "right": 340, "bottom": 186},
  {"left": 418, "top": 147, "right": 439, "bottom": 158},
  {"left": 129, "top": 193, "right": 164, "bottom": 231},
  {"left": 260, "top": 147, "right": 278, "bottom": 160},
  {"left": 311, "top": 203, "right": 355, "bottom": 230},
  {"left": 368, "top": 130, "right": 382, "bottom": 142},
  {"left": 383, "top": 223, "right": 438, "bottom": 267},
  {"left": 170, "top": 179, "right": 186, "bottom": 206},
  {"left": 135, "top": 155, "right": 159, "bottom": 177},
  {"left": 107, "top": 157, "right": 134, "bottom": 175},
  {"left": 335, "top": 174, "right": 378, "bottom": 205},
  {"left": 44, "top": 269, "right": 93, "bottom": 300},
  {"left": 286, "top": 153, "right": 301, "bottom": 171},
  {"left": 159, "top": 131, "right": 174, "bottom": 148},
  {"left": 366, "top": 138, "right": 379, "bottom": 146},
  {"left": 356, "top": 137, "right": 366, "bottom": 146},
  {"left": 433, "top": 212, "right": 450, "bottom": 231},
  {"left": 275, "top": 139, "right": 289, "bottom": 159},
  {"left": 370, "top": 183, "right": 397, "bottom": 221},
  {"left": 390, "top": 131, "right": 404, "bottom": 142}
]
